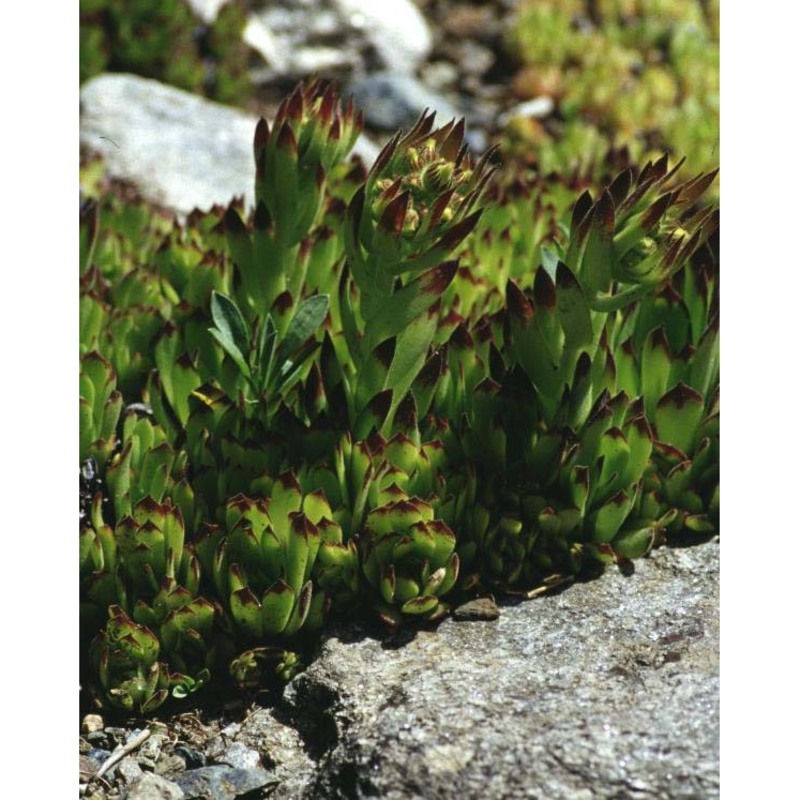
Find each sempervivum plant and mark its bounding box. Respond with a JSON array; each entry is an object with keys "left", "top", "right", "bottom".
[
  {"left": 197, "top": 481, "right": 324, "bottom": 643},
  {"left": 360, "top": 489, "right": 459, "bottom": 628},
  {"left": 225, "top": 80, "right": 363, "bottom": 320},
  {"left": 80, "top": 352, "right": 123, "bottom": 472},
  {"left": 89, "top": 606, "right": 171, "bottom": 714},
  {"left": 340, "top": 112, "right": 498, "bottom": 433},
  {"left": 79, "top": 77, "right": 719, "bottom": 707},
  {"left": 81, "top": 493, "right": 223, "bottom": 707}
]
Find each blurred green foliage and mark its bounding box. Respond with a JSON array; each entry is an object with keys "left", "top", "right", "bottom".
[
  {"left": 79, "top": 0, "right": 252, "bottom": 105},
  {"left": 504, "top": 0, "right": 719, "bottom": 176}
]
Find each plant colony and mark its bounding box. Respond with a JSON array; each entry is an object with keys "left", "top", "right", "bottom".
[{"left": 80, "top": 80, "right": 719, "bottom": 713}]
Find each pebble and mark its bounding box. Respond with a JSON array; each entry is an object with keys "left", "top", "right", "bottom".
[
  {"left": 175, "top": 766, "right": 280, "bottom": 799},
  {"left": 85, "top": 746, "right": 112, "bottom": 767},
  {"left": 453, "top": 597, "right": 501, "bottom": 621},
  {"left": 498, "top": 97, "right": 556, "bottom": 127},
  {"left": 81, "top": 713, "right": 104, "bottom": 734},
  {"left": 86, "top": 730, "right": 109, "bottom": 747},
  {"left": 185, "top": 0, "right": 228, "bottom": 25},
  {"left": 221, "top": 741, "right": 262, "bottom": 770},
  {"left": 115, "top": 755, "right": 145, "bottom": 785},
  {"left": 173, "top": 743, "right": 207, "bottom": 770},
  {"left": 155, "top": 752, "right": 188, "bottom": 779},
  {"left": 127, "top": 772, "right": 186, "bottom": 800},
  {"left": 422, "top": 61, "right": 460, "bottom": 92}
]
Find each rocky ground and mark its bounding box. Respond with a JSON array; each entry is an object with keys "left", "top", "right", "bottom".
[
  {"left": 80, "top": 539, "right": 719, "bottom": 799},
  {"left": 79, "top": 2, "right": 720, "bottom": 797}
]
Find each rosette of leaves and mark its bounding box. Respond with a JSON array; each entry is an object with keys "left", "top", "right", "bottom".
[
  {"left": 81, "top": 494, "right": 224, "bottom": 698},
  {"left": 196, "top": 474, "right": 334, "bottom": 647},
  {"left": 341, "top": 112, "right": 498, "bottom": 432},
  {"left": 89, "top": 606, "right": 171, "bottom": 714},
  {"left": 552, "top": 390, "right": 670, "bottom": 561},
  {"left": 360, "top": 490, "right": 459, "bottom": 628},
  {"left": 562, "top": 156, "right": 718, "bottom": 313},
  {"left": 647, "top": 383, "right": 719, "bottom": 539},
  {"left": 105, "top": 410, "right": 193, "bottom": 524},
  {"left": 506, "top": 158, "right": 717, "bottom": 427}
]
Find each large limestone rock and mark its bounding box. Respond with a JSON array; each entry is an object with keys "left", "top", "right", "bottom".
[
  {"left": 80, "top": 73, "right": 379, "bottom": 217},
  {"left": 235, "top": 540, "right": 719, "bottom": 798}
]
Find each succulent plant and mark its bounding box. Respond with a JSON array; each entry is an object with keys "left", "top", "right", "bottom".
[
  {"left": 89, "top": 606, "right": 171, "bottom": 714},
  {"left": 197, "top": 474, "right": 336, "bottom": 645},
  {"left": 339, "top": 113, "right": 498, "bottom": 433},
  {"left": 80, "top": 352, "right": 123, "bottom": 472},
  {"left": 360, "top": 490, "right": 459, "bottom": 628},
  {"left": 504, "top": 0, "right": 719, "bottom": 176},
  {"left": 79, "top": 78, "right": 719, "bottom": 705}
]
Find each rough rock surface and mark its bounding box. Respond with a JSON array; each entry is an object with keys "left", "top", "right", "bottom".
[
  {"left": 261, "top": 540, "right": 719, "bottom": 798},
  {"left": 80, "top": 74, "right": 379, "bottom": 216}
]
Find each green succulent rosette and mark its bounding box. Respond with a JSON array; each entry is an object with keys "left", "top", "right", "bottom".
[
  {"left": 89, "top": 606, "right": 171, "bottom": 714},
  {"left": 360, "top": 492, "right": 459, "bottom": 628}
]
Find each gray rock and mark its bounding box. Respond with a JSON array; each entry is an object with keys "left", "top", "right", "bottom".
[
  {"left": 277, "top": 541, "right": 719, "bottom": 798},
  {"left": 332, "top": 0, "right": 433, "bottom": 73},
  {"left": 125, "top": 773, "right": 186, "bottom": 800},
  {"left": 345, "top": 71, "right": 461, "bottom": 131},
  {"left": 245, "top": 1, "right": 366, "bottom": 80},
  {"left": 114, "top": 756, "right": 144, "bottom": 785},
  {"left": 220, "top": 741, "right": 261, "bottom": 770},
  {"left": 80, "top": 74, "right": 380, "bottom": 217},
  {"left": 238, "top": 710, "right": 317, "bottom": 799},
  {"left": 245, "top": 0, "right": 431, "bottom": 79},
  {"left": 175, "top": 766, "right": 279, "bottom": 799},
  {"left": 80, "top": 74, "right": 257, "bottom": 215}
]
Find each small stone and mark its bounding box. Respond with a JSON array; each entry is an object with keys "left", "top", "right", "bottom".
[
  {"left": 185, "top": 0, "right": 228, "bottom": 25},
  {"left": 453, "top": 597, "right": 501, "bottom": 621},
  {"left": 176, "top": 766, "right": 279, "bottom": 799},
  {"left": 221, "top": 741, "right": 261, "bottom": 770},
  {"left": 498, "top": 98, "right": 556, "bottom": 128},
  {"left": 115, "top": 755, "right": 144, "bottom": 785},
  {"left": 155, "top": 752, "right": 188, "bottom": 779},
  {"left": 79, "top": 754, "right": 98, "bottom": 780},
  {"left": 81, "top": 713, "right": 104, "bottom": 734},
  {"left": 174, "top": 743, "right": 207, "bottom": 770},
  {"left": 422, "top": 61, "right": 459, "bottom": 93},
  {"left": 104, "top": 727, "right": 128, "bottom": 746},
  {"left": 86, "top": 730, "right": 109, "bottom": 747},
  {"left": 86, "top": 747, "right": 112, "bottom": 768},
  {"left": 126, "top": 772, "right": 186, "bottom": 800},
  {"left": 442, "top": 5, "right": 499, "bottom": 41}
]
